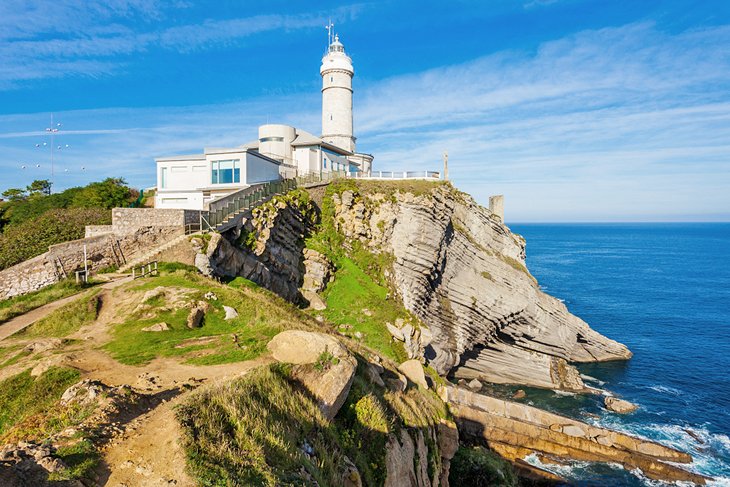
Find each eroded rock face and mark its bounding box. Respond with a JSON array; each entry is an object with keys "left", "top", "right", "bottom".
[
  {"left": 331, "top": 184, "right": 632, "bottom": 390},
  {"left": 197, "top": 194, "right": 316, "bottom": 303},
  {"left": 604, "top": 396, "right": 638, "bottom": 414},
  {"left": 441, "top": 385, "right": 709, "bottom": 485}
]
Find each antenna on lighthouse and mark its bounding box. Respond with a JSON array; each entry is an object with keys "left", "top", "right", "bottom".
[{"left": 326, "top": 19, "right": 335, "bottom": 46}]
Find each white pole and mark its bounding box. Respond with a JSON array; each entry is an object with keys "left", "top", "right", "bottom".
[{"left": 83, "top": 244, "right": 88, "bottom": 282}]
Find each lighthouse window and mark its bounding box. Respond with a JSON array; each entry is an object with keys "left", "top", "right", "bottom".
[
  {"left": 330, "top": 114, "right": 333, "bottom": 120},
  {"left": 330, "top": 76, "right": 333, "bottom": 82}
]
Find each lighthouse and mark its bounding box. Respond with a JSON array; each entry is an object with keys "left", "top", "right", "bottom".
[{"left": 320, "top": 30, "right": 356, "bottom": 154}]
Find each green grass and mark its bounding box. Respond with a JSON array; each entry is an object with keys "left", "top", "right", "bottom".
[
  {"left": 177, "top": 363, "right": 349, "bottom": 487},
  {"left": 0, "top": 366, "right": 81, "bottom": 438},
  {"left": 48, "top": 439, "right": 99, "bottom": 481},
  {"left": 0, "top": 279, "right": 93, "bottom": 324},
  {"left": 177, "top": 358, "right": 450, "bottom": 487},
  {"left": 17, "top": 291, "right": 101, "bottom": 339},
  {"left": 319, "top": 257, "right": 407, "bottom": 362},
  {"left": 104, "top": 269, "right": 315, "bottom": 366}
]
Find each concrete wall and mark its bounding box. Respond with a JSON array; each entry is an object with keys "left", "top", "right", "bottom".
[{"left": 158, "top": 158, "right": 208, "bottom": 191}]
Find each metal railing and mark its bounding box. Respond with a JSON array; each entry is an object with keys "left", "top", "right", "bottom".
[
  {"left": 201, "top": 172, "right": 347, "bottom": 231},
  {"left": 348, "top": 170, "right": 441, "bottom": 180}
]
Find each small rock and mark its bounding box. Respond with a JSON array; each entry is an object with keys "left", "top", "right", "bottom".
[
  {"left": 142, "top": 322, "right": 170, "bottom": 332},
  {"left": 223, "top": 305, "right": 239, "bottom": 320},
  {"left": 562, "top": 424, "right": 586, "bottom": 437},
  {"left": 467, "top": 378, "right": 482, "bottom": 391},
  {"left": 354, "top": 331, "right": 363, "bottom": 340},
  {"left": 398, "top": 359, "right": 428, "bottom": 389},
  {"left": 204, "top": 291, "right": 218, "bottom": 300},
  {"left": 513, "top": 389, "right": 526, "bottom": 399},
  {"left": 386, "top": 323, "right": 405, "bottom": 341},
  {"left": 604, "top": 396, "right": 638, "bottom": 414},
  {"left": 362, "top": 308, "right": 373, "bottom": 317},
  {"left": 186, "top": 302, "right": 209, "bottom": 329}
]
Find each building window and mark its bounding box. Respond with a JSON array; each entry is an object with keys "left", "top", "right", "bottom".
[
  {"left": 161, "top": 167, "right": 168, "bottom": 188},
  {"left": 259, "top": 136, "right": 284, "bottom": 143},
  {"left": 211, "top": 159, "right": 241, "bottom": 184},
  {"left": 330, "top": 114, "right": 333, "bottom": 120},
  {"left": 323, "top": 159, "right": 327, "bottom": 169},
  {"left": 330, "top": 76, "right": 333, "bottom": 82}
]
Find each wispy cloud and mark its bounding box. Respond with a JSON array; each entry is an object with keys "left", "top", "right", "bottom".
[
  {"left": 0, "top": 21, "right": 728, "bottom": 221},
  {"left": 0, "top": 1, "right": 363, "bottom": 88}
]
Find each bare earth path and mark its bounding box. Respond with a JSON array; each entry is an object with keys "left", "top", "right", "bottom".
[
  {"left": 0, "top": 277, "right": 132, "bottom": 342},
  {"left": 98, "top": 359, "right": 268, "bottom": 486}
]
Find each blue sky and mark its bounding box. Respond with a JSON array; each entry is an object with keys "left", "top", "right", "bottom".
[{"left": 1, "top": 0, "right": 729, "bottom": 222}]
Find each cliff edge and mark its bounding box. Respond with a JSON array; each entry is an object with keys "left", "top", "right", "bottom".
[{"left": 327, "top": 181, "right": 631, "bottom": 390}]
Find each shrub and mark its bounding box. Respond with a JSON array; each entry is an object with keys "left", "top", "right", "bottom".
[
  {"left": 449, "top": 446, "right": 518, "bottom": 487},
  {"left": 0, "top": 208, "right": 111, "bottom": 270}
]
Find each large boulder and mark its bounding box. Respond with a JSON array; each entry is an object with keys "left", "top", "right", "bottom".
[
  {"left": 267, "top": 330, "right": 348, "bottom": 364},
  {"left": 397, "top": 359, "right": 428, "bottom": 389},
  {"left": 268, "top": 331, "right": 355, "bottom": 420}
]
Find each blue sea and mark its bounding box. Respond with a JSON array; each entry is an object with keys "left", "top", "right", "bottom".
[{"left": 509, "top": 223, "right": 730, "bottom": 486}]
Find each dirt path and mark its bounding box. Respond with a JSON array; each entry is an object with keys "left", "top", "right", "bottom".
[
  {"left": 0, "top": 277, "right": 132, "bottom": 342},
  {"left": 98, "top": 359, "right": 267, "bottom": 486}
]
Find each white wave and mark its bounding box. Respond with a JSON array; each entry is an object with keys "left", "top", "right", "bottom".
[
  {"left": 580, "top": 374, "right": 606, "bottom": 386},
  {"left": 552, "top": 389, "right": 577, "bottom": 397},
  {"left": 649, "top": 384, "right": 683, "bottom": 396}
]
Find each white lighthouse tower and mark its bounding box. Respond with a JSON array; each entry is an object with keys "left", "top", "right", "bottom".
[{"left": 320, "top": 28, "right": 356, "bottom": 154}]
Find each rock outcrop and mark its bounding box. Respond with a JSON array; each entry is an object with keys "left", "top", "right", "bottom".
[
  {"left": 441, "top": 385, "right": 709, "bottom": 485},
  {"left": 196, "top": 192, "right": 316, "bottom": 303},
  {"left": 331, "top": 184, "right": 632, "bottom": 390},
  {"left": 268, "top": 330, "right": 356, "bottom": 420}
]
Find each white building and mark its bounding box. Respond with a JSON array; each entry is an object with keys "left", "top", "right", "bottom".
[{"left": 155, "top": 31, "right": 373, "bottom": 210}]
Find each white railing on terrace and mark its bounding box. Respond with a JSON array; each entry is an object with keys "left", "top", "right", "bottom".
[{"left": 348, "top": 170, "right": 441, "bottom": 180}]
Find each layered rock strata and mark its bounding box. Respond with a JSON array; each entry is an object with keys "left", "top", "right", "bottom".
[
  {"left": 331, "top": 184, "right": 631, "bottom": 390},
  {"left": 441, "top": 385, "right": 709, "bottom": 485}
]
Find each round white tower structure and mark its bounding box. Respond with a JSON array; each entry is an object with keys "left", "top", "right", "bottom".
[{"left": 320, "top": 34, "right": 355, "bottom": 153}]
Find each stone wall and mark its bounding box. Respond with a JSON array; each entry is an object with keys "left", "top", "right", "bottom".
[
  {"left": 85, "top": 225, "right": 114, "bottom": 238},
  {"left": 110, "top": 208, "right": 200, "bottom": 235},
  {"left": 0, "top": 226, "right": 181, "bottom": 300}
]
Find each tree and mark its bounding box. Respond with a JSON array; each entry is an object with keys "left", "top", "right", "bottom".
[
  {"left": 71, "top": 177, "right": 133, "bottom": 209},
  {"left": 2, "top": 188, "right": 27, "bottom": 201},
  {"left": 26, "top": 179, "right": 52, "bottom": 196}
]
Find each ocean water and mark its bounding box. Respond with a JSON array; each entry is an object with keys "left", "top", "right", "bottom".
[{"left": 509, "top": 223, "right": 730, "bottom": 486}]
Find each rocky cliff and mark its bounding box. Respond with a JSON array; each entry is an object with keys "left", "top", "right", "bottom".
[{"left": 329, "top": 181, "right": 631, "bottom": 391}]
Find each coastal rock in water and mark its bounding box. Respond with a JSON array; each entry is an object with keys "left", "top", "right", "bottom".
[
  {"left": 604, "top": 396, "right": 638, "bottom": 414},
  {"left": 331, "top": 184, "right": 632, "bottom": 390}
]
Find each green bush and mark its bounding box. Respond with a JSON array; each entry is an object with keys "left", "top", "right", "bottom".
[
  {"left": 449, "top": 446, "right": 518, "bottom": 487},
  {"left": 0, "top": 207, "right": 111, "bottom": 270}
]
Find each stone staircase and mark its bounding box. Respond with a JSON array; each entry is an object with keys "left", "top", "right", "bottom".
[{"left": 118, "top": 233, "right": 190, "bottom": 273}]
